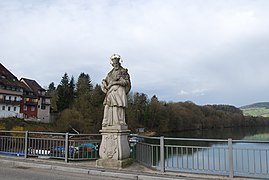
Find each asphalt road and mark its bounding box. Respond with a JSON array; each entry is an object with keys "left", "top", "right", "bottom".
[{"left": 0, "top": 163, "right": 129, "bottom": 180}]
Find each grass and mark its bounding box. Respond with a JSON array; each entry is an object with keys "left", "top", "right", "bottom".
[
  {"left": 242, "top": 107, "right": 269, "bottom": 117},
  {"left": 243, "top": 133, "right": 269, "bottom": 140},
  {"left": 0, "top": 117, "right": 54, "bottom": 131}
]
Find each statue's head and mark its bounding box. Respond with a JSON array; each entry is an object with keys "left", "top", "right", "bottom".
[{"left": 110, "top": 54, "right": 122, "bottom": 69}]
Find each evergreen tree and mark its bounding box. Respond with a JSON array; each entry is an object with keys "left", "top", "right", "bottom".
[
  {"left": 69, "top": 76, "right": 75, "bottom": 107},
  {"left": 148, "top": 95, "right": 160, "bottom": 130},
  {"left": 133, "top": 92, "right": 149, "bottom": 125},
  {"left": 90, "top": 84, "right": 104, "bottom": 107},
  {"left": 75, "top": 73, "right": 93, "bottom": 114},
  {"left": 48, "top": 82, "right": 58, "bottom": 112},
  {"left": 89, "top": 84, "right": 105, "bottom": 132},
  {"left": 57, "top": 73, "right": 71, "bottom": 112},
  {"left": 48, "top": 82, "right": 56, "bottom": 92}
]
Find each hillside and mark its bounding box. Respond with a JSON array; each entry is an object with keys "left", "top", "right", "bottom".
[
  {"left": 240, "top": 102, "right": 269, "bottom": 109},
  {"left": 240, "top": 102, "right": 269, "bottom": 117}
]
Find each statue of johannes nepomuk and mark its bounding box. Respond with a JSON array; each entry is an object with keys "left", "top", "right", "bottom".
[
  {"left": 97, "top": 54, "right": 132, "bottom": 166},
  {"left": 101, "top": 54, "right": 131, "bottom": 127}
]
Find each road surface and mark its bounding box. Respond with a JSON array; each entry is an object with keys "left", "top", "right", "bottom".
[{"left": 0, "top": 163, "right": 129, "bottom": 180}]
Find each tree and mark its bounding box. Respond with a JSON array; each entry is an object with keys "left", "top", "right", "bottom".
[
  {"left": 48, "top": 82, "right": 56, "bottom": 91},
  {"left": 88, "top": 84, "right": 105, "bottom": 132},
  {"left": 133, "top": 92, "right": 149, "bottom": 125},
  {"left": 55, "top": 109, "right": 84, "bottom": 132},
  {"left": 125, "top": 92, "right": 149, "bottom": 130},
  {"left": 47, "top": 82, "right": 58, "bottom": 112},
  {"left": 57, "top": 73, "right": 72, "bottom": 112},
  {"left": 148, "top": 95, "right": 160, "bottom": 129},
  {"left": 69, "top": 76, "right": 75, "bottom": 107},
  {"left": 75, "top": 73, "right": 93, "bottom": 115}
]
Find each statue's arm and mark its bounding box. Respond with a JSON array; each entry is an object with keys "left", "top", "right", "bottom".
[
  {"left": 108, "top": 72, "right": 130, "bottom": 89},
  {"left": 101, "top": 79, "right": 108, "bottom": 93}
]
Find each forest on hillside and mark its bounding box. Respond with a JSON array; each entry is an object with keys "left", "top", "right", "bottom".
[
  {"left": 240, "top": 102, "right": 269, "bottom": 109},
  {"left": 39, "top": 72, "right": 269, "bottom": 134}
]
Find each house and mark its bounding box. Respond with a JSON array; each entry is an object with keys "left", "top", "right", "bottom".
[
  {"left": 19, "top": 80, "right": 38, "bottom": 119},
  {"left": 20, "top": 78, "right": 51, "bottom": 123},
  {"left": 0, "top": 63, "right": 23, "bottom": 118},
  {"left": 136, "top": 128, "right": 145, "bottom": 133},
  {"left": 0, "top": 63, "right": 51, "bottom": 122}
]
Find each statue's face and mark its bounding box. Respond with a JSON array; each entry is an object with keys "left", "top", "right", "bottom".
[{"left": 112, "top": 59, "right": 120, "bottom": 70}]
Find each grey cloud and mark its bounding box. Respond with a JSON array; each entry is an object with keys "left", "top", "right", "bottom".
[{"left": 1, "top": 0, "right": 269, "bottom": 106}]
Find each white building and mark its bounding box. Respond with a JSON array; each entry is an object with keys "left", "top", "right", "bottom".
[{"left": 0, "top": 63, "right": 23, "bottom": 119}]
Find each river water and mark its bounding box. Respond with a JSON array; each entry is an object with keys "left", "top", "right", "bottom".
[
  {"left": 156, "top": 126, "right": 269, "bottom": 178},
  {"left": 162, "top": 126, "right": 269, "bottom": 140}
]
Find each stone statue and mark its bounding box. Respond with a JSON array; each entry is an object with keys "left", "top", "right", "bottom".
[
  {"left": 101, "top": 54, "right": 131, "bottom": 127},
  {"left": 97, "top": 54, "right": 132, "bottom": 167}
]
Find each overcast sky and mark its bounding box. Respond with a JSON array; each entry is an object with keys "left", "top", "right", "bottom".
[{"left": 1, "top": 0, "right": 269, "bottom": 107}]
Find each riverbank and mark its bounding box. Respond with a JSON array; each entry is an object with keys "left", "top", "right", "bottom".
[{"left": 159, "top": 126, "right": 269, "bottom": 140}]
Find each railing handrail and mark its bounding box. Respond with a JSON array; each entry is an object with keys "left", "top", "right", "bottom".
[
  {"left": 130, "top": 134, "right": 269, "bottom": 143},
  {"left": 129, "top": 134, "right": 160, "bottom": 140},
  {"left": 0, "top": 130, "right": 101, "bottom": 136},
  {"left": 164, "top": 137, "right": 228, "bottom": 142},
  {"left": 0, "top": 130, "right": 25, "bottom": 134},
  {"left": 233, "top": 139, "right": 269, "bottom": 143}
]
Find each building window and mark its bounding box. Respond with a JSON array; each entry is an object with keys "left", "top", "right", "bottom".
[
  {"left": 41, "top": 105, "right": 46, "bottom": 110},
  {"left": 24, "top": 105, "right": 27, "bottom": 111},
  {"left": 2, "top": 106, "right": 5, "bottom": 110},
  {"left": 24, "top": 98, "right": 30, "bottom": 103},
  {"left": 14, "top": 97, "right": 17, "bottom": 101},
  {"left": 31, "top": 106, "right": 35, "bottom": 111},
  {"left": 8, "top": 107, "right": 11, "bottom": 111},
  {"left": 9, "top": 96, "right": 11, "bottom": 100},
  {"left": 14, "top": 107, "right": 16, "bottom": 111}
]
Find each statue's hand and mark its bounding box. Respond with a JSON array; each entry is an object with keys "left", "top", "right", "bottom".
[
  {"left": 107, "top": 84, "right": 112, "bottom": 90},
  {"left": 107, "top": 81, "right": 117, "bottom": 90},
  {"left": 102, "top": 80, "right": 108, "bottom": 88}
]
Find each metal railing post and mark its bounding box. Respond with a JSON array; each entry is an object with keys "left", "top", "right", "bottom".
[
  {"left": 160, "top": 136, "right": 165, "bottom": 172},
  {"left": 65, "top": 133, "right": 69, "bottom": 163},
  {"left": 228, "top": 138, "right": 234, "bottom": 178},
  {"left": 24, "top": 131, "right": 29, "bottom": 158}
]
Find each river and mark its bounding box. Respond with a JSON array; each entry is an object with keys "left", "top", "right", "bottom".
[
  {"left": 162, "top": 126, "right": 269, "bottom": 140},
  {"left": 151, "top": 126, "right": 269, "bottom": 178}
]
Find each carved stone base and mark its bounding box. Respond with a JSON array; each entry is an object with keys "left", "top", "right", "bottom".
[
  {"left": 96, "top": 158, "right": 133, "bottom": 169},
  {"left": 98, "top": 126, "right": 130, "bottom": 160}
]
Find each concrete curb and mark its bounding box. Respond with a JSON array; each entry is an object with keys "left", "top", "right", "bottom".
[{"left": 0, "top": 158, "right": 187, "bottom": 180}]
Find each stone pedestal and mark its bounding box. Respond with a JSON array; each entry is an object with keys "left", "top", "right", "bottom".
[
  {"left": 96, "top": 125, "right": 132, "bottom": 169},
  {"left": 96, "top": 158, "right": 133, "bottom": 169}
]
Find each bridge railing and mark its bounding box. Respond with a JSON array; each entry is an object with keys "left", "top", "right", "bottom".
[
  {"left": 1, "top": 130, "right": 269, "bottom": 179},
  {"left": 130, "top": 134, "right": 269, "bottom": 179},
  {"left": 0, "top": 130, "right": 101, "bottom": 162}
]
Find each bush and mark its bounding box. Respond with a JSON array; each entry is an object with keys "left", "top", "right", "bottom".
[{"left": 0, "top": 123, "right": 5, "bottom": 130}]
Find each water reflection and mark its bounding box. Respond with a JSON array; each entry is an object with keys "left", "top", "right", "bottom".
[
  {"left": 162, "top": 127, "right": 269, "bottom": 178},
  {"left": 163, "top": 126, "right": 269, "bottom": 140}
]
